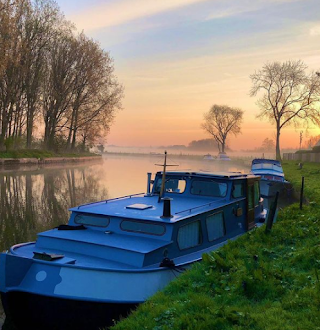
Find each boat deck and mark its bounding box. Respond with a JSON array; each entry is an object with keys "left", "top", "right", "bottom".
[{"left": 69, "top": 194, "right": 229, "bottom": 222}]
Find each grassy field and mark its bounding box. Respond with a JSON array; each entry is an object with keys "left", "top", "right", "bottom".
[
  {"left": 0, "top": 149, "right": 99, "bottom": 159},
  {"left": 111, "top": 161, "right": 320, "bottom": 330}
]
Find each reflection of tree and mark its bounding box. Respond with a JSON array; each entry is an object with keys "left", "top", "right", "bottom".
[{"left": 0, "top": 167, "right": 108, "bottom": 251}]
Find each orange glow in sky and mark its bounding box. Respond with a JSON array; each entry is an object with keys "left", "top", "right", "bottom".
[{"left": 56, "top": 0, "right": 320, "bottom": 150}]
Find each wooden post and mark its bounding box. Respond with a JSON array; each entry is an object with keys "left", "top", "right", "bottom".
[
  {"left": 265, "top": 191, "right": 279, "bottom": 233},
  {"left": 300, "top": 176, "right": 304, "bottom": 210}
]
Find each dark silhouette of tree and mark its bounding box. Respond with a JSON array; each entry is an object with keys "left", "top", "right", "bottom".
[
  {"left": 250, "top": 60, "right": 320, "bottom": 160},
  {"left": 261, "top": 138, "right": 275, "bottom": 152},
  {"left": 202, "top": 104, "right": 243, "bottom": 153}
]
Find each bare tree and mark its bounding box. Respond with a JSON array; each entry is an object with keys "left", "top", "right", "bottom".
[
  {"left": 261, "top": 138, "right": 275, "bottom": 152},
  {"left": 65, "top": 33, "right": 123, "bottom": 150},
  {"left": 0, "top": 0, "right": 123, "bottom": 151},
  {"left": 22, "top": 0, "right": 61, "bottom": 148},
  {"left": 250, "top": 60, "right": 320, "bottom": 160},
  {"left": 42, "top": 29, "right": 78, "bottom": 149},
  {"left": 202, "top": 104, "right": 243, "bottom": 153}
]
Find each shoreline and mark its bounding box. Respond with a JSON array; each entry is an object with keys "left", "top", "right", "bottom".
[{"left": 0, "top": 155, "right": 102, "bottom": 167}]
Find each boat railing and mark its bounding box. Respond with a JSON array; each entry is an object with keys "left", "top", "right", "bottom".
[
  {"left": 77, "top": 193, "right": 145, "bottom": 209},
  {"left": 175, "top": 198, "right": 227, "bottom": 215}
]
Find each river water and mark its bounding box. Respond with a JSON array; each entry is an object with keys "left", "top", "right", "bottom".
[{"left": 0, "top": 153, "right": 293, "bottom": 328}]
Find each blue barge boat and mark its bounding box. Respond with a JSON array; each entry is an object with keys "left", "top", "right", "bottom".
[
  {"left": 251, "top": 158, "right": 288, "bottom": 197},
  {"left": 0, "top": 169, "right": 266, "bottom": 330}
]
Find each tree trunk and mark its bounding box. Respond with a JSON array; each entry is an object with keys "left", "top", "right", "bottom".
[
  {"left": 66, "top": 110, "right": 75, "bottom": 150},
  {"left": 276, "top": 126, "right": 281, "bottom": 161},
  {"left": 27, "top": 106, "right": 34, "bottom": 148},
  {"left": 26, "top": 107, "right": 34, "bottom": 148}
]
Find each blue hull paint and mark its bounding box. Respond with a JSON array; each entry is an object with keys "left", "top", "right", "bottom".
[{"left": 1, "top": 291, "right": 137, "bottom": 330}]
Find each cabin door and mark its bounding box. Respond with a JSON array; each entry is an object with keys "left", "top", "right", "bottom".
[{"left": 246, "top": 178, "right": 256, "bottom": 230}]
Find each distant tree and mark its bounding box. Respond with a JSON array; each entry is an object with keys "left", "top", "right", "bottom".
[
  {"left": 188, "top": 138, "right": 219, "bottom": 151},
  {"left": 97, "top": 144, "right": 104, "bottom": 153},
  {"left": 250, "top": 60, "right": 320, "bottom": 160},
  {"left": 302, "top": 134, "right": 320, "bottom": 149},
  {"left": 261, "top": 138, "right": 275, "bottom": 151},
  {"left": 202, "top": 105, "right": 243, "bottom": 153}
]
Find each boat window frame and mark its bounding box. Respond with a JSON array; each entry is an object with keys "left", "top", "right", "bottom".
[
  {"left": 177, "top": 219, "right": 203, "bottom": 251},
  {"left": 232, "top": 181, "right": 245, "bottom": 199},
  {"left": 120, "top": 219, "right": 166, "bottom": 236},
  {"left": 205, "top": 211, "right": 226, "bottom": 242},
  {"left": 74, "top": 213, "right": 110, "bottom": 228},
  {"left": 153, "top": 176, "right": 187, "bottom": 195},
  {"left": 190, "top": 179, "right": 228, "bottom": 198}
]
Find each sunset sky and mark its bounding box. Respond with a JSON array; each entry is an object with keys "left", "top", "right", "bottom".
[{"left": 55, "top": 0, "right": 320, "bottom": 150}]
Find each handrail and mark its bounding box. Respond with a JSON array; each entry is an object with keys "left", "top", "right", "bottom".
[
  {"left": 174, "top": 198, "right": 225, "bottom": 215},
  {"left": 175, "top": 197, "right": 245, "bottom": 215},
  {"left": 77, "top": 193, "right": 145, "bottom": 209}
]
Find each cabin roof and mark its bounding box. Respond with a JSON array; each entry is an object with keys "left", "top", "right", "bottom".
[
  {"left": 69, "top": 194, "right": 235, "bottom": 223},
  {"left": 156, "top": 171, "right": 254, "bottom": 180},
  {"left": 251, "top": 159, "right": 281, "bottom": 166},
  {"left": 70, "top": 171, "right": 256, "bottom": 223}
]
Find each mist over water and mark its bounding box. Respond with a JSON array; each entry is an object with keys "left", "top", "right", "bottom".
[{"left": 105, "top": 145, "right": 276, "bottom": 159}]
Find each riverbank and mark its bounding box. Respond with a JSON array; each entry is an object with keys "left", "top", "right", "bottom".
[
  {"left": 0, "top": 150, "right": 102, "bottom": 167},
  {"left": 111, "top": 161, "right": 320, "bottom": 330}
]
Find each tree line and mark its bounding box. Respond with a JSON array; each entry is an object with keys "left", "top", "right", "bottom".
[
  {"left": 0, "top": 0, "right": 123, "bottom": 151},
  {"left": 202, "top": 60, "right": 320, "bottom": 160}
]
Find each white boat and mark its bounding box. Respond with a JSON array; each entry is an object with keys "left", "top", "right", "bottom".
[
  {"left": 251, "top": 159, "right": 288, "bottom": 197},
  {"left": 216, "top": 152, "right": 231, "bottom": 161},
  {"left": 203, "top": 153, "right": 215, "bottom": 160}
]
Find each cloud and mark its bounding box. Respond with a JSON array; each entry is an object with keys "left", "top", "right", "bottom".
[
  {"left": 205, "top": 0, "right": 302, "bottom": 21},
  {"left": 70, "top": 0, "right": 210, "bottom": 31},
  {"left": 310, "top": 25, "right": 320, "bottom": 36}
]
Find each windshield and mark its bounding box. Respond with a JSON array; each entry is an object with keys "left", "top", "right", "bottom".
[
  {"left": 190, "top": 179, "right": 227, "bottom": 197},
  {"left": 154, "top": 177, "right": 186, "bottom": 194}
]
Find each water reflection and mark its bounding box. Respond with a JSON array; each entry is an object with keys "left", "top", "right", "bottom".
[{"left": 0, "top": 166, "right": 108, "bottom": 252}]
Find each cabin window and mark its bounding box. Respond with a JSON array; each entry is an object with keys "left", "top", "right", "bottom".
[
  {"left": 206, "top": 212, "right": 225, "bottom": 241},
  {"left": 190, "top": 180, "right": 227, "bottom": 197},
  {"left": 232, "top": 182, "right": 244, "bottom": 198},
  {"left": 154, "top": 177, "right": 186, "bottom": 194},
  {"left": 254, "top": 181, "right": 260, "bottom": 206},
  {"left": 121, "top": 220, "right": 166, "bottom": 236},
  {"left": 177, "top": 221, "right": 202, "bottom": 250},
  {"left": 74, "top": 213, "right": 110, "bottom": 227}
]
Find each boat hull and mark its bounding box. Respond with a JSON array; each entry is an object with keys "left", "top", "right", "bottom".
[
  {"left": 0, "top": 252, "right": 178, "bottom": 329},
  {"left": 259, "top": 180, "right": 284, "bottom": 197},
  {"left": 1, "top": 291, "right": 137, "bottom": 330}
]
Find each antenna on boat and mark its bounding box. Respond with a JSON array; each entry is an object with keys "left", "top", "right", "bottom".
[{"left": 155, "top": 151, "right": 178, "bottom": 202}]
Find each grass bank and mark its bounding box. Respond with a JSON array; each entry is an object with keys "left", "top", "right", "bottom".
[
  {"left": 0, "top": 149, "right": 98, "bottom": 159},
  {"left": 111, "top": 161, "right": 320, "bottom": 330}
]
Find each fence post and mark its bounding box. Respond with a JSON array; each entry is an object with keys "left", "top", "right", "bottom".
[
  {"left": 300, "top": 176, "right": 305, "bottom": 210},
  {"left": 265, "top": 191, "right": 279, "bottom": 233}
]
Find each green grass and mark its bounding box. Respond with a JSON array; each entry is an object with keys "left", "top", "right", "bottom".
[
  {"left": 111, "top": 161, "right": 320, "bottom": 330},
  {"left": 0, "top": 149, "right": 100, "bottom": 159}
]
